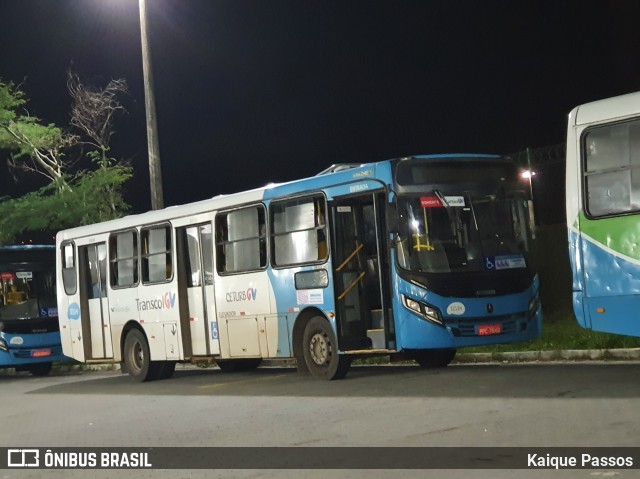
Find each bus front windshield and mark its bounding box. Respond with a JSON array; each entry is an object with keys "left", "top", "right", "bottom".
[
  {"left": 0, "top": 269, "right": 56, "bottom": 321},
  {"left": 396, "top": 192, "right": 532, "bottom": 274}
]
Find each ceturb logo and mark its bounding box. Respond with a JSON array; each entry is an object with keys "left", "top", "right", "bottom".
[
  {"left": 136, "top": 292, "right": 176, "bottom": 311},
  {"left": 226, "top": 288, "right": 257, "bottom": 303}
]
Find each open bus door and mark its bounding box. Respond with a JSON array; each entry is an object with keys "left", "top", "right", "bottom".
[
  {"left": 330, "top": 191, "right": 394, "bottom": 351},
  {"left": 78, "top": 243, "right": 113, "bottom": 359}
]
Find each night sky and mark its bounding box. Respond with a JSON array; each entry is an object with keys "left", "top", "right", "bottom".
[{"left": 2, "top": 0, "right": 640, "bottom": 213}]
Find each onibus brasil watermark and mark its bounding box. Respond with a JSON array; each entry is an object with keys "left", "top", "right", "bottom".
[{"left": 7, "top": 449, "right": 151, "bottom": 469}]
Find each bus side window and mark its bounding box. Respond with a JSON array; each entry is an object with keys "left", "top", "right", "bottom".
[
  {"left": 141, "top": 226, "right": 172, "bottom": 283},
  {"left": 109, "top": 230, "right": 139, "bottom": 288},
  {"left": 61, "top": 242, "right": 77, "bottom": 295},
  {"left": 216, "top": 205, "right": 266, "bottom": 274}
]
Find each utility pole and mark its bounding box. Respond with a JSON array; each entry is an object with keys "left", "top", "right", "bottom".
[{"left": 139, "top": 0, "right": 164, "bottom": 210}]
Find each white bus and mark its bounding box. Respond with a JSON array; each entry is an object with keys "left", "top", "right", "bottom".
[
  {"left": 566, "top": 91, "right": 640, "bottom": 336},
  {"left": 57, "top": 155, "right": 541, "bottom": 381}
]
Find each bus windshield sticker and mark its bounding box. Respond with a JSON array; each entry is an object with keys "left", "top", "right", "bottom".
[
  {"left": 484, "top": 255, "right": 526, "bottom": 270},
  {"left": 419, "top": 196, "right": 465, "bottom": 208}
]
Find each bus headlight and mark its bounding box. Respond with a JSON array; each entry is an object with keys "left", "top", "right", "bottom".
[
  {"left": 402, "top": 295, "right": 444, "bottom": 326},
  {"left": 0, "top": 338, "right": 7, "bottom": 351},
  {"left": 528, "top": 292, "right": 541, "bottom": 318}
]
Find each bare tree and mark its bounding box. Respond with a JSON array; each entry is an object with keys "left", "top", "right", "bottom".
[{"left": 67, "top": 70, "right": 128, "bottom": 166}]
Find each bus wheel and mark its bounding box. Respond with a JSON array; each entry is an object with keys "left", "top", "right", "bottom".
[
  {"left": 28, "top": 362, "right": 52, "bottom": 377},
  {"left": 124, "top": 329, "right": 155, "bottom": 382},
  {"left": 302, "top": 317, "right": 350, "bottom": 380},
  {"left": 413, "top": 349, "right": 457, "bottom": 368},
  {"left": 216, "top": 358, "right": 262, "bottom": 372}
]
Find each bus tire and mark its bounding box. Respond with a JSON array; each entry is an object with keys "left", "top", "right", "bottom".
[
  {"left": 413, "top": 348, "right": 457, "bottom": 368},
  {"left": 123, "top": 329, "right": 156, "bottom": 382},
  {"left": 216, "top": 358, "right": 262, "bottom": 372},
  {"left": 302, "top": 316, "right": 350, "bottom": 380},
  {"left": 28, "top": 362, "right": 52, "bottom": 377},
  {"left": 154, "top": 361, "right": 176, "bottom": 380}
]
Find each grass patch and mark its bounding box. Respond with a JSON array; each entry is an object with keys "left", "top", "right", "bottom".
[{"left": 464, "top": 308, "right": 640, "bottom": 353}]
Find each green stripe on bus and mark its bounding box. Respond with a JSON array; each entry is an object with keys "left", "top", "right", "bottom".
[{"left": 578, "top": 211, "right": 640, "bottom": 261}]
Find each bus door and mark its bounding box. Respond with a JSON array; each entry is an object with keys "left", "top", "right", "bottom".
[
  {"left": 330, "top": 192, "right": 393, "bottom": 351},
  {"left": 79, "top": 243, "right": 113, "bottom": 359},
  {"left": 177, "top": 224, "right": 219, "bottom": 357}
]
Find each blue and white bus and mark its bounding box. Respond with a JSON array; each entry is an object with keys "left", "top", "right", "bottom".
[
  {"left": 1, "top": 244, "right": 66, "bottom": 375},
  {"left": 56, "top": 154, "right": 542, "bottom": 381},
  {"left": 566, "top": 91, "right": 640, "bottom": 336}
]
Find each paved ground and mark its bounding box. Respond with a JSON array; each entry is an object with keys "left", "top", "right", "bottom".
[{"left": 1, "top": 361, "right": 640, "bottom": 478}]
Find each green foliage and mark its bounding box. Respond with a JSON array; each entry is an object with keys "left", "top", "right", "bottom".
[
  {"left": 0, "top": 165, "right": 133, "bottom": 244},
  {"left": 0, "top": 80, "right": 69, "bottom": 168},
  {"left": 0, "top": 75, "right": 133, "bottom": 244},
  {"left": 0, "top": 80, "right": 25, "bottom": 122}
]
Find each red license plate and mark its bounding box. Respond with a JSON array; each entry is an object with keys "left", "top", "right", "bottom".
[
  {"left": 32, "top": 349, "right": 51, "bottom": 358},
  {"left": 478, "top": 324, "right": 502, "bottom": 336}
]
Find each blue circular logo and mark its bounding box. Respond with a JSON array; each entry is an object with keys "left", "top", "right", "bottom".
[{"left": 68, "top": 302, "right": 80, "bottom": 320}]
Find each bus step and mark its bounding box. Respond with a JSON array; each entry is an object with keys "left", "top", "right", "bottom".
[
  {"left": 366, "top": 329, "right": 385, "bottom": 349},
  {"left": 370, "top": 309, "right": 384, "bottom": 329}
]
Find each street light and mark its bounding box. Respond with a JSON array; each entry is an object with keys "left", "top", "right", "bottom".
[{"left": 138, "top": 0, "right": 164, "bottom": 210}]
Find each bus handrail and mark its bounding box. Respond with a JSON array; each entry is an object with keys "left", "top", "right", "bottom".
[
  {"left": 337, "top": 271, "right": 366, "bottom": 301},
  {"left": 335, "top": 243, "right": 363, "bottom": 272}
]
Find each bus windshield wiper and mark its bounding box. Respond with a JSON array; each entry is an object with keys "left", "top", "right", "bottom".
[{"left": 433, "top": 189, "right": 449, "bottom": 208}]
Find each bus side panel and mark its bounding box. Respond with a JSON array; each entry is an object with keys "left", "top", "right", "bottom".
[
  {"left": 578, "top": 225, "right": 640, "bottom": 335},
  {"left": 566, "top": 121, "right": 590, "bottom": 329},
  {"left": 568, "top": 228, "right": 589, "bottom": 329},
  {"left": 267, "top": 266, "right": 334, "bottom": 356},
  {"left": 136, "top": 283, "right": 183, "bottom": 361},
  {"left": 107, "top": 287, "right": 140, "bottom": 363},
  {"left": 214, "top": 271, "right": 276, "bottom": 358},
  {"left": 58, "top": 283, "right": 85, "bottom": 362},
  {"left": 56, "top": 291, "right": 74, "bottom": 361}
]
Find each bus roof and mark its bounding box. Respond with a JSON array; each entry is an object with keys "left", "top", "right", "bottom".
[
  {"left": 0, "top": 244, "right": 55, "bottom": 251},
  {"left": 56, "top": 154, "right": 505, "bottom": 241},
  {"left": 570, "top": 90, "right": 640, "bottom": 126}
]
